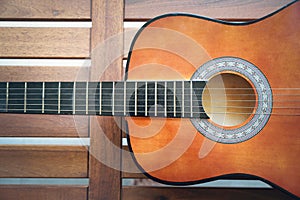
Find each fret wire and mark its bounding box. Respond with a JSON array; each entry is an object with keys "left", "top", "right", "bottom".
[
  {"left": 173, "top": 81, "right": 176, "bottom": 117},
  {"left": 164, "top": 81, "right": 167, "bottom": 117},
  {"left": 124, "top": 81, "right": 126, "bottom": 116},
  {"left": 58, "top": 82, "right": 61, "bottom": 114},
  {"left": 112, "top": 81, "right": 115, "bottom": 115},
  {"left": 155, "top": 81, "right": 157, "bottom": 117},
  {"left": 182, "top": 81, "right": 184, "bottom": 118},
  {"left": 190, "top": 81, "right": 193, "bottom": 118},
  {"left": 73, "top": 82, "right": 76, "bottom": 114},
  {"left": 24, "top": 82, "right": 27, "bottom": 113},
  {"left": 42, "top": 82, "right": 45, "bottom": 114},
  {"left": 85, "top": 82, "right": 89, "bottom": 115},
  {"left": 6, "top": 82, "right": 9, "bottom": 112},
  {"left": 134, "top": 82, "right": 137, "bottom": 116},
  {"left": 99, "top": 82, "right": 102, "bottom": 115},
  {"left": 145, "top": 82, "right": 148, "bottom": 116}
]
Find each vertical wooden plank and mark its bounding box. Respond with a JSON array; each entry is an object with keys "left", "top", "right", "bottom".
[{"left": 89, "top": 0, "right": 124, "bottom": 199}]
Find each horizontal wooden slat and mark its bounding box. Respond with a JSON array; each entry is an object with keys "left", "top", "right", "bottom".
[
  {"left": 0, "top": 28, "right": 90, "bottom": 58},
  {"left": 0, "top": 185, "right": 87, "bottom": 200},
  {"left": 122, "top": 187, "right": 295, "bottom": 200},
  {"left": 125, "top": 0, "right": 294, "bottom": 20},
  {"left": 0, "top": 145, "right": 88, "bottom": 177},
  {"left": 0, "top": 0, "right": 91, "bottom": 19},
  {"left": 0, "top": 115, "right": 88, "bottom": 137},
  {"left": 0, "top": 66, "right": 89, "bottom": 81}
]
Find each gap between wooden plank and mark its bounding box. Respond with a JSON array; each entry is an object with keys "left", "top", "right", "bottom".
[
  {"left": 0, "top": 178, "right": 89, "bottom": 186},
  {"left": 0, "top": 59, "right": 91, "bottom": 66},
  {"left": 122, "top": 179, "right": 272, "bottom": 188},
  {"left": 0, "top": 137, "right": 90, "bottom": 146}
]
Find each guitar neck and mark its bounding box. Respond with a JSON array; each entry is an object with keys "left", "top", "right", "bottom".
[{"left": 0, "top": 81, "right": 208, "bottom": 119}]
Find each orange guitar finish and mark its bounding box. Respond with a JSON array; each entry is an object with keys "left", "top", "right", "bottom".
[{"left": 126, "top": 1, "right": 300, "bottom": 198}]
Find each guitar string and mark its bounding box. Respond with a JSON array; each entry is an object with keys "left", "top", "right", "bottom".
[
  {"left": 0, "top": 96, "right": 299, "bottom": 111},
  {"left": 0, "top": 108, "right": 299, "bottom": 116},
  {"left": 1, "top": 101, "right": 299, "bottom": 108},
  {"left": 2, "top": 98, "right": 299, "bottom": 114},
  {"left": 0, "top": 88, "right": 300, "bottom": 95},
  {"left": 2, "top": 96, "right": 299, "bottom": 101},
  {"left": 1, "top": 90, "right": 299, "bottom": 115},
  {"left": 1, "top": 87, "right": 300, "bottom": 90},
  {"left": 0, "top": 98, "right": 299, "bottom": 104},
  {"left": 1, "top": 108, "right": 296, "bottom": 113},
  {"left": 1, "top": 100, "right": 299, "bottom": 108},
  {"left": 1, "top": 86, "right": 299, "bottom": 111},
  {"left": 1, "top": 90, "right": 300, "bottom": 99},
  {"left": 2, "top": 90, "right": 299, "bottom": 97},
  {"left": 1, "top": 93, "right": 299, "bottom": 97},
  {"left": 2, "top": 87, "right": 300, "bottom": 92},
  {"left": 2, "top": 90, "right": 300, "bottom": 95},
  {"left": 0, "top": 95, "right": 300, "bottom": 103}
]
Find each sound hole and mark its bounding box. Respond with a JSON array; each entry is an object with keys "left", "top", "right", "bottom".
[{"left": 202, "top": 73, "right": 256, "bottom": 127}]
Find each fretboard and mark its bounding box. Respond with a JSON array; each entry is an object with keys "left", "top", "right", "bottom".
[{"left": 0, "top": 81, "right": 208, "bottom": 119}]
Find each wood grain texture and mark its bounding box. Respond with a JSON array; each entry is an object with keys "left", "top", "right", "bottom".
[
  {"left": 0, "top": 0, "right": 91, "bottom": 19},
  {"left": 126, "top": 1, "right": 300, "bottom": 197},
  {"left": 0, "top": 28, "right": 90, "bottom": 58},
  {"left": 0, "top": 114, "right": 88, "bottom": 137},
  {"left": 124, "top": 28, "right": 138, "bottom": 58},
  {"left": 0, "top": 66, "right": 89, "bottom": 82},
  {"left": 0, "top": 146, "right": 88, "bottom": 177},
  {"left": 88, "top": 0, "right": 124, "bottom": 199},
  {"left": 0, "top": 64, "right": 89, "bottom": 137},
  {"left": 122, "top": 187, "right": 295, "bottom": 200},
  {"left": 122, "top": 147, "right": 147, "bottom": 178},
  {"left": 124, "top": 0, "right": 295, "bottom": 56},
  {"left": 0, "top": 185, "right": 87, "bottom": 200},
  {"left": 125, "top": 0, "right": 294, "bottom": 20}
]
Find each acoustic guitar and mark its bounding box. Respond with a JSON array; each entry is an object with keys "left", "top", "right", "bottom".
[{"left": 0, "top": 0, "right": 299, "bottom": 198}]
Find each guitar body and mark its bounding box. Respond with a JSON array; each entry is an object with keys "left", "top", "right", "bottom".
[{"left": 126, "top": 1, "right": 300, "bottom": 198}]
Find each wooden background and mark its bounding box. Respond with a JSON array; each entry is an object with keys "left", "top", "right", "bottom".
[{"left": 0, "top": 0, "right": 297, "bottom": 199}]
